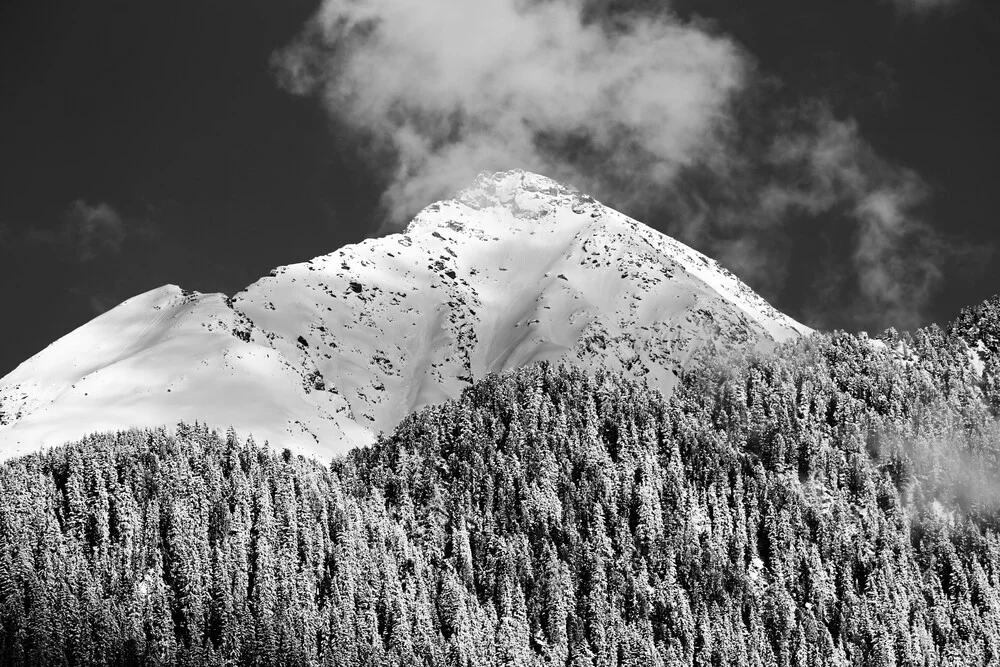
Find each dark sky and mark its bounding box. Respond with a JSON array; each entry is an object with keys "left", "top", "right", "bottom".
[{"left": 1, "top": 0, "right": 998, "bottom": 377}]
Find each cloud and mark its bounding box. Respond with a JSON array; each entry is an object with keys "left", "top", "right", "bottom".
[
  {"left": 758, "top": 111, "right": 938, "bottom": 328},
  {"left": 25, "top": 200, "right": 158, "bottom": 262},
  {"left": 273, "top": 0, "right": 746, "bottom": 226},
  {"left": 63, "top": 200, "right": 127, "bottom": 261},
  {"left": 888, "top": 0, "right": 963, "bottom": 15},
  {"left": 275, "top": 0, "right": 984, "bottom": 333},
  {"left": 69, "top": 286, "right": 118, "bottom": 315},
  {"left": 760, "top": 108, "right": 986, "bottom": 331},
  {"left": 664, "top": 103, "right": 986, "bottom": 331}
]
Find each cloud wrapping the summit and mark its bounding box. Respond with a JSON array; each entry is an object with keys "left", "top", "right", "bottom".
[
  {"left": 274, "top": 0, "right": 746, "bottom": 225},
  {"left": 276, "top": 0, "right": 984, "bottom": 332}
]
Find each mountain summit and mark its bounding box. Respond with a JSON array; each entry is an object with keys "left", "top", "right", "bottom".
[{"left": 0, "top": 170, "right": 809, "bottom": 460}]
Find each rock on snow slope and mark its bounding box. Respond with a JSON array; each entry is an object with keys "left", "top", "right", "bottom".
[{"left": 0, "top": 171, "right": 810, "bottom": 461}]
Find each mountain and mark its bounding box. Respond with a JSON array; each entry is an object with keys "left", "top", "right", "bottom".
[{"left": 0, "top": 170, "right": 809, "bottom": 460}]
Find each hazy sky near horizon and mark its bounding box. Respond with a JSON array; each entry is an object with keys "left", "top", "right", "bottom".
[{"left": 0, "top": 0, "right": 998, "bottom": 376}]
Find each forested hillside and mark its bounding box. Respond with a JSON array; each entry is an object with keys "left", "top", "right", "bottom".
[{"left": 3, "top": 300, "right": 1000, "bottom": 666}]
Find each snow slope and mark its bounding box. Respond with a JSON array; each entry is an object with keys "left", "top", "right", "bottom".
[{"left": 0, "top": 170, "right": 810, "bottom": 460}]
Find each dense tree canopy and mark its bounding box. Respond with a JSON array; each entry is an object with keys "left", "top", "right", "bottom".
[{"left": 4, "top": 298, "right": 1000, "bottom": 666}]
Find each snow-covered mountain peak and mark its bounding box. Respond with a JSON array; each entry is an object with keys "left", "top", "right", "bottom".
[
  {"left": 0, "top": 172, "right": 810, "bottom": 461},
  {"left": 407, "top": 169, "right": 596, "bottom": 235},
  {"left": 457, "top": 169, "right": 579, "bottom": 207}
]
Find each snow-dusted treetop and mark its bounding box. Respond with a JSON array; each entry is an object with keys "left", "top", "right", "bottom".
[{"left": 0, "top": 170, "right": 809, "bottom": 461}]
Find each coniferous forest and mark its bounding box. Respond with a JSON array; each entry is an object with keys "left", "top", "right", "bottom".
[{"left": 5, "top": 299, "right": 1000, "bottom": 666}]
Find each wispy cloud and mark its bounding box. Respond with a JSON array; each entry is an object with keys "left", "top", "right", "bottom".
[
  {"left": 63, "top": 200, "right": 127, "bottom": 261},
  {"left": 665, "top": 103, "right": 987, "bottom": 331},
  {"left": 754, "top": 110, "right": 939, "bottom": 329},
  {"left": 275, "top": 0, "right": 984, "bottom": 332},
  {"left": 26, "top": 200, "right": 157, "bottom": 262},
  {"left": 889, "top": 0, "right": 964, "bottom": 15},
  {"left": 68, "top": 286, "right": 119, "bottom": 315},
  {"left": 273, "top": 0, "right": 746, "bottom": 227}
]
